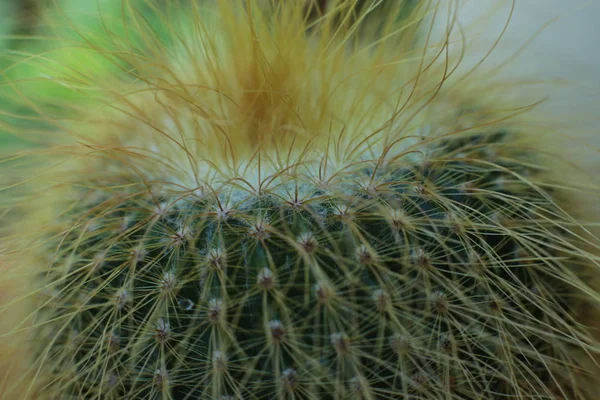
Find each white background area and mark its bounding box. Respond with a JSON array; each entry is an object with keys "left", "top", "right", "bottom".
[{"left": 431, "top": 0, "right": 599, "bottom": 171}]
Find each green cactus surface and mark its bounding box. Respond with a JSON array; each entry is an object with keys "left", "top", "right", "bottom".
[{"left": 34, "top": 130, "right": 598, "bottom": 399}]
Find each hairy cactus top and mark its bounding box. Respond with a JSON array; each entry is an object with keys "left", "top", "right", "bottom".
[{"left": 1, "top": 1, "right": 600, "bottom": 400}]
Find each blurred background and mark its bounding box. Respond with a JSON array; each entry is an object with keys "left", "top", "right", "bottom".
[{"left": 431, "top": 0, "right": 600, "bottom": 172}]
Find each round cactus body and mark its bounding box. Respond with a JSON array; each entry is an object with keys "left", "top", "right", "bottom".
[
  {"left": 2, "top": 1, "right": 600, "bottom": 400},
  {"left": 39, "top": 131, "right": 599, "bottom": 400}
]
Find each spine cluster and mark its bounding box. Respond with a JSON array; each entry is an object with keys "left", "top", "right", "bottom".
[{"left": 35, "top": 131, "right": 600, "bottom": 399}]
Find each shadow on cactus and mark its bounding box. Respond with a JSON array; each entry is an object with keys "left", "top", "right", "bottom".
[{"left": 2, "top": 1, "right": 600, "bottom": 399}]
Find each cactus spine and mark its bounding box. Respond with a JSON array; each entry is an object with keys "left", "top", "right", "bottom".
[{"left": 2, "top": 1, "right": 600, "bottom": 399}]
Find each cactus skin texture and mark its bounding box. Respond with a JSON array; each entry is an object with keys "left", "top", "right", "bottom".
[
  {"left": 37, "top": 131, "right": 599, "bottom": 400},
  {"left": 2, "top": 1, "right": 600, "bottom": 399}
]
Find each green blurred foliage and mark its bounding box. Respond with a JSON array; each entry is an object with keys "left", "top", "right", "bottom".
[{"left": 0, "top": 0, "right": 184, "bottom": 151}]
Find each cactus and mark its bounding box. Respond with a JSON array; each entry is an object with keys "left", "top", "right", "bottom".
[{"left": 2, "top": 1, "right": 600, "bottom": 399}]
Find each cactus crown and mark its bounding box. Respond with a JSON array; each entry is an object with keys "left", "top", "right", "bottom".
[{"left": 2, "top": 1, "right": 600, "bottom": 400}]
